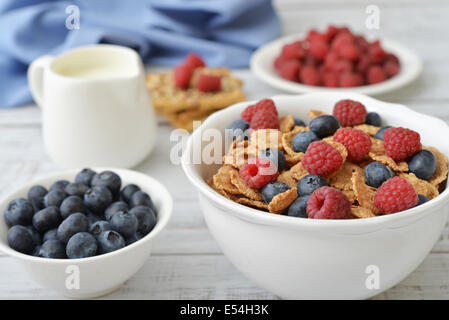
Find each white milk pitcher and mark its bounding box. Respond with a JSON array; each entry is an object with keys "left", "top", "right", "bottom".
[{"left": 28, "top": 44, "right": 157, "bottom": 168}]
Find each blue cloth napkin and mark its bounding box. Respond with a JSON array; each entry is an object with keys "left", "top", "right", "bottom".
[{"left": 0, "top": 0, "right": 280, "bottom": 108}]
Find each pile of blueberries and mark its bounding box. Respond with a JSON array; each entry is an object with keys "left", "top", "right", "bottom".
[{"left": 4, "top": 169, "right": 157, "bottom": 259}]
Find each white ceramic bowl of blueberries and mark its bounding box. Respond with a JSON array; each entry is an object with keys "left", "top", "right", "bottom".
[{"left": 0, "top": 168, "right": 172, "bottom": 298}]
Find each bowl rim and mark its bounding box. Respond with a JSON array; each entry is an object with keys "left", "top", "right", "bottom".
[
  {"left": 181, "top": 92, "right": 449, "bottom": 233},
  {"left": 0, "top": 167, "right": 173, "bottom": 264}
]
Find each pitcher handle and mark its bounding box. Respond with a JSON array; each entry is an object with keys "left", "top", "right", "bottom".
[{"left": 27, "top": 55, "right": 54, "bottom": 108}]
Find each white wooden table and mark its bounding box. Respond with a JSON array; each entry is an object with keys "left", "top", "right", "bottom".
[{"left": 1, "top": 0, "right": 449, "bottom": 299}]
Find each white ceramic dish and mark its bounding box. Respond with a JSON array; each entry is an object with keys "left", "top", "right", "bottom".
[
  {"left": 182, "top": 93, "right": 449, "bottom": 299},
  {"left": 250, "top": 33, "right": 422, "bottom": 96},
  {"left": 0, "top": 168, "right": 172, "bottom": 298}
]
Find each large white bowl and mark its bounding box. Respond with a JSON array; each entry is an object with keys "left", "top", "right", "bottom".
[
  {"left": 182, "top": 93, "right": 449, "bottom": 299},
  {"left": 250, "top": 33, "right": 422, "bottom": 95},
  {"left": 0, "top": 168, "right": 172, "bottom": 298}
]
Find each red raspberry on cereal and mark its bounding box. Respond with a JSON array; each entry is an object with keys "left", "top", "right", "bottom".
[
  {"left": 307, "top": 186, "right": 351, "bottom": 219},
  {"left": 240, "top": 158, "right": 279, "bottom": 189},
  {"left": 333, "top": 128, "right": 372, "bottom": 162},
  {"left": 185, "top": 53, "right": 206, "bottom": 69},
  {"left": 367, "top": 66, "right": 386, "bottom": 84},
  {"left": 250, "top": 107, "right": 279, "bottom": 130},
  {"left": 197, "top": 74, "right": 221, "bottom": 92},
  {"left": 174, "top": 64, "right": 194, "bottom": 89},
  {"left": 383, "top": 127, "right": 421, "bottom": 161},
  {"left": 302, "top": 141, "right": 343, "bottom": 176},
  {"left": 332, "top": 99, "right": 367, "bottom": 126},
  {"left": 374, "top": 177, "right": 418, "bottom": 214},
  {"left": 241, "top": 99, "right": 278, "bottom": 123},
  {"left": 281, "top": 41, "right": 305, "bottom": 60},
  {"left": 300, "top": 66, "right": 320, "bottom": 86},
  {"left": 279, "top": 60, "right": 302, "bottom": 81}
]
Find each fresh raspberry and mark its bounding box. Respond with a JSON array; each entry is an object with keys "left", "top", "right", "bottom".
[
  {"left": 185, "top": 53, "right": 206, "bottom": 69},
  {"left": 174, "top": 64, "right": 194, "bottom": 89},
  {"left": 325, "top": 25, "right": 339, "bottom": 42},
  {"left": 356, "top": 56, "right": 371, "bottom": 73},
  {"left": 368, "top": 41, "right": 386, "bottom": 64},
  {"left": 331, "top": 32, "right": 353, "bottom": 51},
  {"left": 322, "top": 72, "right": 338, "bottom": 87},
  {"left": 306, "top": 30, "right": 329, "bottom": 44},
  {"left": 241, "top": 99, "right": 278, "bottom": 123},
  {"left": 279, "top": 60, "right": 301, "bottom": 81},
  {"left": 384, "top": 60, "right": 400, "bottom": 77},
  {"left": 333, "top": 99, "right": 367, "bottom": 126},
  {"left": 383, "top": 127, "right": 421, "bottom": 161},
  {"left": 250, "top": 108, "right": 279, "bottom": 130},
  {"left": 324, "top": 51, "right": 339, "bottom": 70},
  {"left": 339, "top": 72, "right": 364, "bottom": 87},
  {"left": 302, "top": 141, "right": 343, "bottom": 176},
  {"left": 309, "top": 39, "right": 328, "bottom": 60},
  {"left": 333, "top": 128, "right": 372, "bottom": 162},
  {"left": 273, "top": 56, "right": 289, "bottom": 70},
  {"left": 197, "top": 74, "right": 221, "bottom": 92},
  {"left": 374, "top": 177, "right": 418, "bottom": 214},
  {"left": 338, "top": 44, "right": 360, "bottom": 61},
  {"left": 240, "top": 158, "right": 279, "bottom": 189},
  {"left": 281, "top": 41, "right": 305, "bottom": 60},
  {"left": 307, "top": 186, "right": 351, "bottom": 219},
  {"left": 300, "top": 66, "right": 320, "bottom": 86},
  {"left": 355, "top": 35, "right": 369, "bottom": 52},
  {"left": 367, "top": 66, "right": 386, "bottom": 84},
  {"left": 331, "top": 59, "right": 353, "bottom": 73}
]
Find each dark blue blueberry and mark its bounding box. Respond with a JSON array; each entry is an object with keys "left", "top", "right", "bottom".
[
  {"left": 227, "top": 119, "right": 250, "bottom": 141},
  {"left": 89, "top": 220, "right": 111, "bottom": 237},
  {"left": 416, "top": 194, "right": 429, "bottom": 207},
  {"left": 50, "top": 180, "right": 70, "bottom": 192},
  {"left": 43, "top": 228, "right": 59, "bottom": 242},
  {"left": 130, "top": 191, "right": 156, "bottom": 214},
  {"left": 37, "top": 240, "right": 66, "bottom": 259},
  {"left": 97, "top": 230, "right": 125, "bottom": 254},
  {"left": 120, "top": 184, "right": 140, "bottom": 204},
  {"left": 7, "top": 225, "right": 35, "bottom": 254},
  {"left": 64, "top": 183, "right": 89, "bottom": 198},
  {"left": 364, "top": 161, "right": 394, "bottom": 188},
  {"left": 130, "top": 206, "right": 156, "bottom": 236},
  {"left": 105, "top": 201, "right": 129, "bottom": 221},
  {"left": 66, "top": 232, "right": 97, "bottom": 259},
  {"left": 84, "top": 186, "right": 113, "bottom": 215},
  {"left": 374, "top": 126, "right": 392, "bottom": 141},
  {"left": 4, "top": 198, "right": 34, "bottom": 227},
  {"left": 27, "top": 185, "right": 47, "bottom": 212},
  {"left": 86, "top": 212, "right": 101, "bottom": 225},
  {"left": 365, "top": 112, "right": 381, "bottom": 126},
  {"left": 259, "top": 148, "right": 286, "bottom": 172},
  {"left": 91, "top": 171, "right": 122, "bottom": 198},
  {"left": 261, "top": 182, "right": 291, "bottom": 204},
  {"left": 292, "top": 131, "right": 319, "bottom": 153},
  {"left": 43, "top": 190, "right": 68, "bottom": 208},
  {"left": 287, "top": 195, "right": 310, "bottom": 218},
  {"left": 57, "top": 213, "right": 88, "bottom": 244},
  {"left": 297, "top": 174, "right": 327, "bottom": 196},
  {"left": 75, "top": 168, "right": 97, "bottom": 187},
  {"left": 25, "top": 225, "right": 41, "bottom": 246},
  {"left": 408, "top": 150, "right": 437, "bottom": 180},
  {"left": 32, "top": 206, "right": 61, "bottom": 232},
  {"left": 125, "top": 233, "right": 142, "bottom": 246},
  {"left": 309, "top": 115, "right": 340, "bottom": 138},
  {"left": 32, "top": 246, "right": 41, "bottom": 257},
  {"left": 110, "top": 210, "right": 138, "bottom": 238},
  {"left": 60, "top": 195, "right": 86, "bottom": 219},
  {"left": 294, "top": 118, "right": 306, "bottom": 127}
]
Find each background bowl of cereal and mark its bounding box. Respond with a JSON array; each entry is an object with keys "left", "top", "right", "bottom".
[{"left": 182, "top": 92, "right": 449, "bottom": 299}]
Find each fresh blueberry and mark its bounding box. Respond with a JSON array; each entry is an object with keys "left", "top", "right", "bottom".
[
  {"left": 57, "top": 213, "right": 88, "bottom": 244},
  {"left": 91, "top": 171, "right": 122, "bottom": 198},
  {"left": 32, "top": 246, "right": 42, "bottom": 257},
  {"left": 75, "top": 168, "right": 97, "bottom": 187},
  {"left": 287, "top": 195, "right": 310, "bottom": 218},
  {"left": 105, "top": 201, "right": 129, "bottom": 221},
  {"left": 416, "top": 194, "right": 429, "bottom": 206},
  {"left": 43, "top": 190, "right": 68, "bottom": 208},
  {"left": 43, "top": 228, "right": 59, "bottom": 242},
  {"left": 130, "top": 191, "right": 156, "bottom": 214},
  {"left": 365, "top": 112, "right": 381, "bottom": 126},
  {"left": 86, "top": 212, "right": 101, "bottom": 225},
  {"left": 89, "top": 221, "right": 111, "bottom": 237},
  {"left": 66, "top": 232, "right": 97, "bottom": 259},
  {"left": 110, "top": 210, "right": 138, "bottom": 238},
  {"left": 7, "top": 225, "right": 35, "bottom": 254},
  {"left": 60, "top": 195, "right": 86, "bottom": 219},
  {"left": 27, "top": 185, "right": 47, "bottom": 212},
  {"left": 261, "top": 182, "right": 291, "bottom": 204},
  {"left": 364, "top": 162, "right": 394, "bottom": 188},
  {"left": 37, "top": 240, "right": 66, "bottom": 259},
  {"left": 4, "top": 198, "right": 34, "bottom": 226},
  {"left": 50, "top": 180, "right": 70, "bottom": 192},
  {"left": 292, "top": 131, "right": 319, "bottom": 153},
  {"left": 64, "top": 183, "right": 89, "bottom": 198},
  {"left": 97, "top": 230, "right": 125, "bottom": 254},
  {"left": 227, "top": 119, "right": 250, "bottom": 141},
  {"left": 25, "top": 225, "right": 42, "bottom": 246},
  {"left": 130, "top": 206, "right": 157, "bottom": 236},
  {"left": 259, "top": 148, "right": 286, "bottom": 172},
  {"left": 125, "top": 233, "right": 142, "bottom": 246},
  {"left": 374, "top": 126, "right": 392, "bottom": 141},
  {"left": 408, "top": 150, "right": 437, "bottom": 180},
  {"left": 297, "top": 174, "right": 327, "bottom": 196},
  {"left": 120, "top": 184, "right": 141, "bottom": 204},
  {"left": 294, "top": 118, "right": 306, "bottom": 127},
  {"left": 84, "top": 186, "right": 113, "bottom": 215},
  {"left": 309, "top": 115, "right": 340, "bottom": 138},
  {"left": 32, "top": 206, "right": 61, "bottom": 233}
]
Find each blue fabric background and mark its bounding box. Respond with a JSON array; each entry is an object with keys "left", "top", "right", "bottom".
[{"left": 0, "top": 0, "right": 280, "bottom": 108}]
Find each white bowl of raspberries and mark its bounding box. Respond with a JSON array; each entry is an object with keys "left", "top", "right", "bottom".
[
  {"left": 182, "top": 92, "right": 449, "bottom": 299},
  {"left": 0, "top": 168, "right": 172, "bottom": 298}
]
